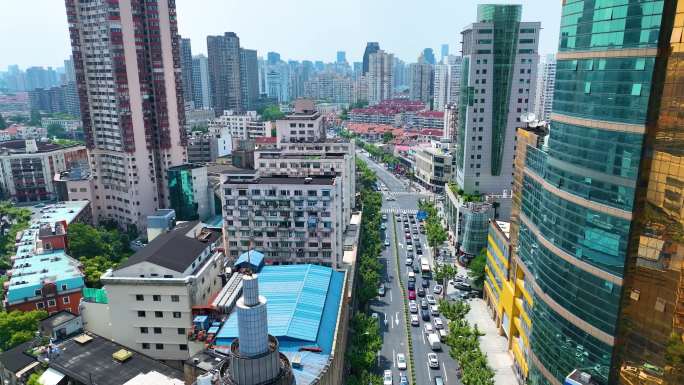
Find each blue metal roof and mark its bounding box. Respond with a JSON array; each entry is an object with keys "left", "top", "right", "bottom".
[
  {"left": 216, "top": 264, "right": 344, "bottom": 354},
  {"left": 234, "top": 250, "right": 265, "bottom": 271}
]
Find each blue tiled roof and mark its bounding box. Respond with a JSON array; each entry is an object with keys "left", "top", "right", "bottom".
[
  {"left": 215, "top": 264, "right": 344, "bottom": 354},
  {"left": 234, "top": 250, "right": 265, "bottom": 271}
]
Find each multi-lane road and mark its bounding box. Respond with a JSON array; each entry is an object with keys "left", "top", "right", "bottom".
[{"left": 360, "top": 151, "right": 461, "bottom": 385}]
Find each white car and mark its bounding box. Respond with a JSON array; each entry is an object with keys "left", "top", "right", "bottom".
[
  {"left": 396, "top": 353, "right": 407, "bottom": 370},
  {"left": 409, "top": 300, "right": 418, "bottom": 313},
  {"left": 426, "top": 295, "right": 437, "bottom": 305},
  {"left": 431, "top": 305, "right": 440, "bottom": 316},
  {"left": 407, "top": 245, "right": 413, "bottom": 251},
  {"left": 433, "top": 284, "right": 443, "bottom": 294},
  {"left": 387, "top": 195, "right": 396, "bottom": 201},
  {"left": 428, "top": 353, "right": 439, "bottom": 368},
  {"left": 424, "top": 323, "right": 434, "bottom": 335},
  {"left": 410, "top": 314, "right": 419, "bottom": 326},
  {"left": 384, "top": 370, "right": 393, "bottom": 385},
  {"left": 433, "top": 317, "right": 444, "bottom": 329}
]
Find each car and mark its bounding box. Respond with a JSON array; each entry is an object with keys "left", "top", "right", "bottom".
[
  {"left": 399, "top": 372, "right": 409, "bottom": 385},
  {"left": 424, "top": 323, "right": 434, "bottom": 335},
  {"left": 407, "top": 281, "right": 415, "bottom": 290},
  {"left": 431, "top": 305, "right": 440, "bottom": 316},
  {"left": 415, "top": 248, "right": 423, "bottom": 255},
  {"left": 421, "top": 279, "right": 429, "bottom": 288},
  {"left": 382, "top": 214, "right": 388, "bottom": 221},
  {"left": 383, "top": 370, "right": 393, "bottom": 385},
  {"left": 412, "top": 229, "right": 419, "bottom": 235},
  {"left": 420, "top": 228, "right": 426, "bottom": 234},
  {"left": 412, "top": 264, "right": 420, "bottom": 273},
  {"left": 405, "top": 233, "right": 411, "bottom": 239},
  {"left": 417, "top": 287, "right": 425, "bottom": 297},
  {"left": 406, "top": 238, "right": 412, "bottom": 245},
  {"left": 408, "top": 272, "right": 416, "bottom": 282},
  {"left": 386, "top": 195, "right": 396, "bottom": 201},
  {"left": 433, "top": 285, "right": 443, "bottom": 294},
  {"left": 405, "top": 257, "right": 413, "bottom": 266},
  {"left": 455, "top": 282, "right": 472, "bottom": 291},
  {"left": 434, "top": 376, "right": 444, "bottom": 385},
  {"left": 428, "top": 353, "right": 439, "bottom": 369},
  {"left": 406, "top": 251, "right": 414, "bottom": 258},
  {"left": 408, "top": 290, "right": 416, "bottom": 300},
  {"left": 378, "top": 285, "right": 386, "bottom": 296},
  {"left": 372, "top": 312, "right": 380, "bottom": 320},
  {"left": 433, "top": 317, "right": 444, "bottom": 329},
  {"left": 426, "top": 295, "right": 436, "bottom": 305},
  {"left": 410, "top": 314, "right": 420, "bottom": 326},
  {"left": 420, "top": 299, "right": 428, "bottom": 309},
  {"left": 448, "top": 291, "right": 469, "bottom": 301},
  {"left": 409, "top": 301, "right": 418, "bottom": 313},
  {"left": 406, "top": 245, "right": 413, "bottom": 251},
  {"left": 396, "top": 353, "right": 407, "bottom": 370}
]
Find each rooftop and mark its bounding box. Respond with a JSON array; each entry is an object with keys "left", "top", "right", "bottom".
[
  {"left": 40, "top": 310, "right": 78, "bottom": 330},
  {"left": 0, "top": 139, "right": 84, "bottom": 155},
  {"left": 0, "top": 340, "right": 38, "bottom": 374},
  {"left": 47, "top": 333, "right": 183, "bottom": 385},
  {"left": 416, "top": 111, "right": 445, "bottom": 118},
  {"left": 116, "top": 221, "right": 221, "bottom": 274},
  {"left": 225, "top": 175, "right": 335, "bottom": 186}
]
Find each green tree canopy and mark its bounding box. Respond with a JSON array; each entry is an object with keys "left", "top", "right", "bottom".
[
  {"left": 28, "top": 109, "right": 41, "bottom": 127},
  {"left": 259, "top": 105, "right": 285, "bottom": 121},
  {"left": 468, "top": 248, "right": 487, "bottom": 289},
  {"left": 0, "top": 310, "right": 46, "bottom": 350},
  {"left": 382, "top": 131, "right": 394, "bottom": 143},
  {"left": 80, "top": 256, "right": 116, "bottom": 288},
  {"left": 67, "top": 223, "right": 132, "bottom": 262},
  {"left": 47, "top": 123, "right": 66, "bottom": 138}
]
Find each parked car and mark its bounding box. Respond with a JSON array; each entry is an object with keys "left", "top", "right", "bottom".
[
  {"left": 428, "top": 353, "right": 439, "bottom": 369},
  {"left": 397, "top": 353, "right": 407, "bottom": 370},
  {"left": 384, "top": 370, "right": 393, "bottom": 385},
  {"left": 400, "top": 372, "right": 409, "bottom": 385},
  {"left": 433, "top": 285, "right": 443, "bottom": 294},
  {"left": 454, "top": 282, "right": 472, "bottom": 291}
]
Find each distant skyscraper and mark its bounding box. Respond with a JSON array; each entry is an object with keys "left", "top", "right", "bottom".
[
  {"left": 409, "top": 59, "right": 433, "bottom": 106},
  {"left": 336, "top": 51, "right": 346, "bottom": 64},
  {"left": 65, "top": 0, "right": 187, "bottom": 229},
  {"left": 440, "top": 44, "right": 449, "bottom": 62},
  {"left": 258, "top": 57, "right": 267, "bottom": 95},
  {"left": 352, "top": 62, "right": 362, "bottom": 80},
  {"left": 433, "top": 56, "right": 462, "bottom": 111},
  {"left": 267, "top": 52, "right": 281, "bottom": 65},
  {"left": 180, "top": 38, "right": 194, "bottom": 109},
  {"left": 422, "top": 48, "right": 436, "bottom": 65},
  {"left": 362, "top": 42, "right": 380, "bottom": 74},
  {"left": 266, "top": 63, "right": 290, "bottom": 103},
  {"left": 207, "top": 32, "right": 242, "bottom": 114},
  {"left": 392, "top": 57, "right": 407, "bottom": 91},
  {"left": 533, "top": 54, "right": 556, "bottom": 121},
  {"left": 25, "top": 66, "right": 59, "bottom": 91},
  {"left": 192, "top": 54, "right": 211, "bottom": 109},
  {"left": 314, "top": 61, "right": 325, "bottom": 72},
  {"left": 62, "top": 57, "right": 80, "bottom": 117},
  {"left": 239, "top": 48, "right": 259, "bottom": 110},
  {"left": 367, "top": 50, "right": 393, "bottom": 105},
  {"left": 455, "top": 4, "right": 539, "bottom": 194}
]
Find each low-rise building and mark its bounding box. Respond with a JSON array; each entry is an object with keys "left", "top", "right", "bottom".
[
  {"left": 345, "top": 123, "right": 404, "bottom": 142},
  {"left": 0, "top": 340, "right": 42, "bottom": 385},
  {"left": 84, "top": 221, "right": 225, "bottom": 365},
  {"left": 348, "top": 99, "right": 425, "bottom": 125},
  {"left": 41, "top": 117, "right": 82, "bottom": 132},
  {"left": 409, "top": 110, "right": 444, "bottom": 129},
  {"left": 275, "top": 100, "right": 326, "bottom": 145},
  {"left": 4, "top": 201, "right": 91, "bottom": 314},
  {"left": 0, "top": 139, "right": 87, "bottom": 202},
  {"left": 209, "top": 110, "right": 269, "bottom": 140},
  {"left": 221, "top": 175, "right": 344, "bottom": 267},
  {"left": 186, "top": 131, "right": 232, "bottom": 163},
  {"left": 413, "top": 145, "right": 452, "bottom": 193}
]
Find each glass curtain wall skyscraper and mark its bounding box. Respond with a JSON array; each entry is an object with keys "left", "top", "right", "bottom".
[{"left": 514, "top": 1, "right": 678, "bottom": 384}]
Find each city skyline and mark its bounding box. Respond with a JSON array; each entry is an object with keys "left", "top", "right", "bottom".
[{"left": 0, "top": 0, "right": 561, "bottom": 69}]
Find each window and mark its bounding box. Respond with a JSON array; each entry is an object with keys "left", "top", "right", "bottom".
[
  {"left": 138, "top": 311, "right": 146, "bottom": 317},
  {"left": 155, "top": 344, "right": 164, "bottom": 350},
  {"left": 152, "top": 295, "right": 161, "bottom": 302},
  {"left": 178, "top": 328, "right": 186, "bottom": 335},
  {"left": 48, "top": 299, "right": 56, "bottom": 308},
  {"left": 36, "top": 303, "right": 44, "bottom": 310},
  {"left": 155, "top": 311, "right": 163, "bottom": 318},
  {"left": 35, "top": 289, "right": 41, "bottom": 296},
  {"left": 173, "top": 312, "right": 182, "bottom": 319},
  {"left": 171, "top": 295, "right": 179, "bottom": 302},
  {"left": 61, "top": 284, "right": 67, "bottom": 291},
  {"left": 179, "top": 344, "right": 188, "bottom": 351},
  {"left": 584, "top": 82, "right": 591, "bottom": 94},
  {"left": 140, "top": 327, "right": 148, "bottom": 334},
  {"left": 136, "top": 294, "right": 144, "bottom": 301},
  {"left": 631, "top": 83, "right": 642, "bottom": 96},
  {"left": 63, "top": 297, "right": 70, "bottom": 304},
  {"left": 142, "top": 343, "right": 150, "bottom": 350},
  {"left": 154, "top": 327, "right": 162, "bottom": 334}
]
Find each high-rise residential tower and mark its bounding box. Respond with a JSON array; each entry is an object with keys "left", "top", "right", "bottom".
[
  {"left": 409, "top": 56, "right": 434, "bottom": 107},
  {"left": 362, "top": 42, "right": 380, "bottom": 74},
  {"left": 192, "top": 54, "right": 212, "bottom": 109},
  {"left": 208, "top": 32, "right": 242, "bottom": 115},
  {"left": 533, "top": 53, "right": 556, "bottom": 121},
  {"left": 336, "top": 51, "right": 346, "bottom": 64},
  {"left": 64, "top": 0, "right": 187, "bottom": 229},
  {"left": 455, "top": 4, "right": 539, "bottom": 195},
  {"left": 240, "top": 48, "right": 259, "bottom": 111},
  {"left": 441, "top": 44, "right": 449, "bottom": 63},
  {"left": 422, "top": 48, "right": 436, "bottom": 65},
  {"left": 180, "top": 37, "right": 194, "bottom": 109},
  {"left": 514, "top": 2, "right": 684, "bottom": 385},
  {"left": 367, "top": 49, "right": 393, "bottom": 105}
]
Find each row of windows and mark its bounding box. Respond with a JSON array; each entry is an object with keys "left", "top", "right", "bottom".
[
  {"left": 137, "top": 310, "right": 182, "bottom": 318},
  {"left": 36, "top": 296, "right": 70, "bottom": 309},
  {"left": 140, "top": 326, "right": 186, "bottom": 335},
  {"left": 135, "top": 294, "right": 180, "bottom": 302},
  {"left": 226, "top": 188, "right": 331, "bottom": 197},
  {"left": 141, "top": 342, "right": 187, "bottom": 351}
]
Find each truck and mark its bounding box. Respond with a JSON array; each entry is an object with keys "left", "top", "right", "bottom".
[{"left": 428, "top": 332, "right": 441, "bottom": 350}]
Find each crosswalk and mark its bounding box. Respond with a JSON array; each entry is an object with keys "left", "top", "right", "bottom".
[{"left": 381, "top": 208, "right": 419, "bottom": 215}]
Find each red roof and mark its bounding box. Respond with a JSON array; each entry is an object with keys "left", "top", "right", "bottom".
[
  {"left": 420, "top": 129, "right": 444, "bottom": 137},
  {"left": 255, "top": 137, "right": 277, "bottom": 144},
  {"left": 416, "top": 111, "right": 444, "bottom": 118}
]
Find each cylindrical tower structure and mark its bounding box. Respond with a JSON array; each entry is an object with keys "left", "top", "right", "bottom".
[{"left": 236, "top": 275, "right": 269, "bottom": 356}]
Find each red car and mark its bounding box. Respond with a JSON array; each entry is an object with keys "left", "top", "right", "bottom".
[{"left": 408, "top": 289, "right": 416, "bottom": 300}]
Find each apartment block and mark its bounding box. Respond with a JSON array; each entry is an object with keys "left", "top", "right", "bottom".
[
  {"left": 275, "top": 101, "right": 325, "bottom": 145},
  {"left": 207, "top": 32, "right": 242, "bottom": 114},
  {"left": 186, "top": 131, "right": 232, "bottom": 163},
  {"left": 413, "top": 145, "right": 452, "bottom": 193},
  {"left": 221, "top": 176, "right": 344, "bottom": 267},
  {"left": 304, "top": 73, "right": 353, "bottom": 104},
  {"left": 209, "top": 110, "right": 269, "bottom": 140},
  {"left": 533, "top": 54, "right": 556, "bottom": 122},
  {"left": 367, "top": 50, "right": 393, "bottom": 105}
]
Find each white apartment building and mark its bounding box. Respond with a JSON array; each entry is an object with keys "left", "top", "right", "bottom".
[
  {"left": 65, "top": 0, "right": 187, "bottom": 230},
  {"left": 304, "top": 73, "right": 353, "bottom": 104},
  {"left": 433, "top": 56, "right": 463, "bottom": 111},
  {"left": 456, "top": 7, "right": 539, "bottom": 195},
  {"left": 85, "top": 221, "right": 225, "bottom": 365},
  {"left": 275, "top": 101, "right": 325, "bottom": 145},
  {"left": 254, "top": 140, "right": 355, "bottom": 229},
  {"left": 221, "top": 175, "right": 344, "bottom": 268},
  {"left": 367, "top": 50, "right": 393, "bottom": 105},
  {"left": 534, "top": 54, "right": 556, "bottom": 121},
  {"left": 209, "top": 110, "right": 269, "bottom": 140}
]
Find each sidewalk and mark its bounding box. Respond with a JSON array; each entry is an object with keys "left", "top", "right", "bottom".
[{"left": 465, "top": 299, "right": 518, "bottom": 385}]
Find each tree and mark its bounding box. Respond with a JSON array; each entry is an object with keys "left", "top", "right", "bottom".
[
  {"left": 27, "top": 371, "right": 44, "bottom": 385},
  {"left": 0, "top": 113, "right": 6, "bottom": 129},
  {"left": 339, "top": 108, "right": 349, "bottom": 121},
  {"left": 80, "top": 256, "right": 116, "bottom": 288},
  {"left": 468, "top": 248, "right": 487, "bottom": 289},
  {"left": 259, "top": 105, "right": 285, "bottom": 121},
  {"left": 382, "top": 131, "right": 394, "bottom": 143},
  {"left": 47, "top": 122, "right": 66, "bottom": 138},
  {"left": 0, "top": 310, "right": 46, "bottom": 350},
  {"left": 67, "top": 223, "right": 132, "bottom": 262},
  {"left": 191, "top": 123, "right": 208, "bottom": 133},
  {"left": 434, "top": 263, "right": 457, "bottom": 292},
  {"left": 28, "top": 109, "right": 41, "bottom": 127},
  {"left": 351, "top": 100, "right": 368, "bottom": 109},
  {"left": 9, "top": 114, "right": 27, "bottom": 124}
]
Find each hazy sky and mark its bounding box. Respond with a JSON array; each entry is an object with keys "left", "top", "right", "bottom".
[{"left": 0, "top": 0, "right": 561, "bottom": 70}]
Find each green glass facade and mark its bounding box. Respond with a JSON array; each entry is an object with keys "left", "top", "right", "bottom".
[
  {"left": 456, "top": 56, "right": 471, "bottom": 171},
  {"left": 517, "top": 1, "right": 673, "bottom": 384},
  {"left": 168, "top": 166, "right": 199, "bottom": 221},
  {"left": 478, "top": 4, "right": 521, "bottom": 176}
]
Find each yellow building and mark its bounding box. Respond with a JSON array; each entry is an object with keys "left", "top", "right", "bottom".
[{"left": 483, "top": 219, "right": 533, "bottom": 383}]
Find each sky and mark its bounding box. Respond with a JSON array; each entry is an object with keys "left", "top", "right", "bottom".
[{"left": 0, "top": 0, "right": 562, "bottom": 70}]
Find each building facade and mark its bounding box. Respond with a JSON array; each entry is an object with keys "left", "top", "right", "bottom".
[
  {"left": 209, "top": 110, "right": 268, "bottom": 140},
  {"left": 362, "top": 42, "right": 380, "bottom": 75},
  {"left": 207, "top": 32, "right": 242, "bottom": 114},
  {"left": 367, "top": 50, "right": 393, "bottom": 105},
  {"left": 409, "top": 61, "right": 434, "bottom": 106},
  {"left": 533, "top": 54, "right": 556, "bottom": 122},
  {"left": 180, "top": 38, "right": 194, "bottom": 109},
  {"left": 414, "top": 145, "right": 452, "bottom": 193},
  {"left": 456, "top": 5, "right": 539, "bottom": 195},
  {"left": 192, "top": 54, "right": 212, "bottom": 109},
  {"left": 275, "top": 102, "right": 325, "bottom": 145},
  {"left": 65, "top": 0, "right": 187, "bottom": 229},
  {"left": 304, "top": 73, "right": 353, "bottom": 104},
  {"left": 167, "top": 164, "right": 211, "bottom": 221},
  {"left": 239, "top": 48, "right": 259, "bottom": 111}
]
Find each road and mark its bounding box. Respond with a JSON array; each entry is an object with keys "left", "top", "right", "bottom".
[{"left": 361, "top": 150, "right": 461, "bottom": 385}]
